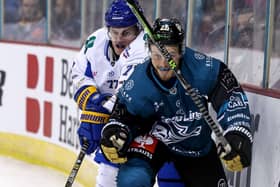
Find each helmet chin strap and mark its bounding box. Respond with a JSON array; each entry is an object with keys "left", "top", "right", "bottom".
[{"left": 108, "top": 41, "right": 119, "bottom": 66}]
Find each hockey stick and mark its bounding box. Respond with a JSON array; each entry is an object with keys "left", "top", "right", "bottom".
[
  {"left": 65, "top": 142, "right": 89, "bottom": 187},
  {"left": 125, "top": 0, "right": 231, "bottom": 155}
]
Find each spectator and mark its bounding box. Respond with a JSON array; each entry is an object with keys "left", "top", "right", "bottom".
[
  {"left": 192, "top": 0, "right": 226, "bottom": 53},
  {"left": 234, "top": 22, "right": 254, "bottom": 48},
  {"left": 50, "top": 0, "right": 81, "bottom": 41},
  {"left": 212, "top": 0, "right": 226, "bottom": 21},
  {"left": 194, "top": 14, "right": 214, "bottom": 52},
  {"left": 3, "top": 0, "right": 46, "bottom": 43},
  {"left": 4, "top": 0, "right": 21, "bottom": 23}
]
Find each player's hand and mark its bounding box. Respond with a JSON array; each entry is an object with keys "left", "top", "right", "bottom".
[
  {"left": 77, "top": 122, "right": 104, "bottom": 155},
  {"left": 100, "top": 144, "right": 127, "bottom": 164},
  {"left": 78, "top": 109, "right": 110, "bottom": 155},
  {"left": 100, "top": 120, "right": 131, "bottom": 163},
  {"left": 74, "top": 85, "right": 112, "bottom": 113},
  {"left": 219, "top": 126, "right": 253, "bottom": 172},
  {"left": 86, "top": 92, "right": 112, "bottom": 113}
]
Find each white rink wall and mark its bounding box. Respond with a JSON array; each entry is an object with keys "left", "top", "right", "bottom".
[
  {"left": 0, "top": 42, "right": 97, "bottom": 187},
  {"left": 0, "top": 42, "right": 280, "bottom": 187},
  {"left": 226, "top": 92, "right": 280, "bottom": 187}
]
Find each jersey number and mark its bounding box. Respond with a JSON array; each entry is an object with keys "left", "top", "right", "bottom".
[
  {"left": 107, "top": 65, "right": 134, "bottom": 89},
  {"left": 123, "top": 65, "right": 133, "bottom": 76},
  {"left": 107, "top": 80, "right": 118, "bottom": 89}
]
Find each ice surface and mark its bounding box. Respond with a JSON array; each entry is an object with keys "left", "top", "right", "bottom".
[{"left": 0, "top": 155, "right": 83, "bottom": 187}]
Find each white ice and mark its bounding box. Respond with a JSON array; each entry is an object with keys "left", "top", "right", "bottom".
[
  {"left": 0, "top": 155, "right": 160, "bottom": 187},
  {"left": 0, "top": 155, "right": 83, "bottom": 187}
]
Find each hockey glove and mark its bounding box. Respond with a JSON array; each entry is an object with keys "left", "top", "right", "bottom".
[
  {"left": 74, "top": 85, "right": 112, "bottom": 113},
  {"left": 100, "top": 120, "right": 132, "bottom": 164},
  {"left": 78, "top": 122, "right": 103, "bottom": 155},
  {"left": 78, "top": 110, "right": 110, "bottom": 155},
  {"left": 219, "top": 126, "right": 253, "bottom": 172}
]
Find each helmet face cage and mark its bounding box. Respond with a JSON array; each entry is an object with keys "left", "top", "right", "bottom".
[
  {"left": 151, "top": 18, "right": 185, "bottom": 46},
  {"left": 105, "top": 0, "right": 141, "bottom": 28}
]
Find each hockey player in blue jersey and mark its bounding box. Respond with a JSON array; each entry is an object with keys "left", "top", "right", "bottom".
[
  {"left": 71, "top": 0, "right": 183, "bottom": 186},
  {"left": 100, "top": 18, "right": 253, "bottom": 187}
]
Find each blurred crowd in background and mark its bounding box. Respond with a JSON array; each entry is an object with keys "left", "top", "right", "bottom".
[{"left": 1, "top": 0, "right": 280, "bottom": 89}]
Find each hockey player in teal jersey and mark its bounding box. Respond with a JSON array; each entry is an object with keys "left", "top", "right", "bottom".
[{"left": 101, "top": 18, "right": 253, "bottom": 187}]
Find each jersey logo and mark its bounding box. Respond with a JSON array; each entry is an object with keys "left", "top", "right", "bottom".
[
  {"left": 194, "top": 52, "right": 205, "bottom": 60},
  {"left": 205, "top": 56, "right": 213, "bottom": 67},
  {"left": 108, "top": 70, "right": 115, "bottom": 77},
  {"left": 120, "top": 81, "right": 133, "bottom": 103},
  {"left": 128, "top": 135, "right": 158, "bottom": 160},
  {"left": 175, "top": 100, "right": 185, "bottom": 115},
  {"left": 217, "top": 179, "right": 227, "bottom": 187},
  {"left": 84, "top": 36, "right": 96, "bottom": 54},
  {"left": 130, "top": 135, "right": 158, "bottom": 153},
  {"left": 220, "top": 68, "right": 240, "bottom": 93},
  {"left": 169, "top": 87, "right": 177, "bottom": 95},
  {"left": 227, "top": 91, "right": 248, "bottom": 112},
  {"left": 124, "top": 80, "right": 134, "bottom": 90},
  {"left": 154, "top": 101, "right": 164, "bottom": 112},
  {"left": 150, "top": 118, "right": 202, "bottom": 145}
]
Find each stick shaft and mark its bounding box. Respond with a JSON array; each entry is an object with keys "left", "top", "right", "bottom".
[
  {"left": 65, "top": 143, "right": 89, "bottom": 187},
  {"left": 125, "top": 0, "right": 231, "bottom": 154}
]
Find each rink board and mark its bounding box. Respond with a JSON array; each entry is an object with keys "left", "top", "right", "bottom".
[{"left": 0, "top": 42, "right": 97, "bottom": 187}]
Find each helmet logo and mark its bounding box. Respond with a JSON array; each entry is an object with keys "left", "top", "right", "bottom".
[{"left": 160, "top": 24, "right": 170, "bottom": 31}]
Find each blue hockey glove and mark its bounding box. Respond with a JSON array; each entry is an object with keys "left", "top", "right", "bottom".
[
  {"left": 219, "top": 126, "right": 253, "bottom": 172},
  {"left": 85, "top": 92, "right": 112, "bottom": 113},
  {"left": 78, "top": 109, "right": 110, "bottom": 155},
  {"left": 78, "top": 121, "right": 104, "bottom": 155}
]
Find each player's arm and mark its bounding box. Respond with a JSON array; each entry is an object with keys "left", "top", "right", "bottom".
[
  {"left": 73, "top": 84, "right": 112, "bottom": 155},
  {"left": 71, "top": 46, "right": 111, "bottom": 155},
  {"left": 209, "top": 62, "right": 253, "bottom": 172}
]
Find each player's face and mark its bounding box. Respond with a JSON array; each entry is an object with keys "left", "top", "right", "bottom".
[
  {"left": 108, "top": 26, "right": 138, "bottom": 55},
  {"left": 150, "top": 45, "right": 181, "bottom": 81}
]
